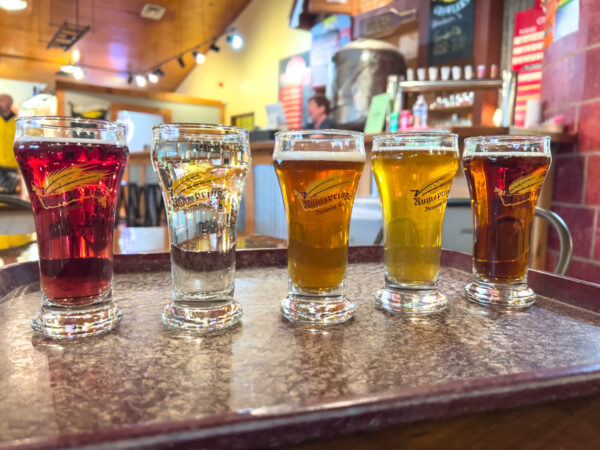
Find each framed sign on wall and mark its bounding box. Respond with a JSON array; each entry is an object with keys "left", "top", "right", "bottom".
[{"left": 428, "top": 0, "right": 475, "bottom": 66}]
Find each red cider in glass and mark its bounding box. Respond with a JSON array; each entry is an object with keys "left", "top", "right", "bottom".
[{"left": 14, "top": 117, "right": 128, "bottom": 339}]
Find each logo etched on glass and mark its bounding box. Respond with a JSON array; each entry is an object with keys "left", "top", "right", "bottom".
[
  {"left": 170, "top": 165, "right": 237, "bottom": 211},
  {"left": 411, "top": 175, "right": 454, "bottom": 211},
  {"left": 293, "top": 176, "right": 353, "bottom": 213},
  {"left": 34, "top": 165, "right": 112, "bottom": 209},
  {"left": 494, "top": 171, "right": 546, "bottom": 206}
]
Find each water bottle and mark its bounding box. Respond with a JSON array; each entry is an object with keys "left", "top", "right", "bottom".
[{"left": 412, "top": 95, "right": 428, "bottom": 127}]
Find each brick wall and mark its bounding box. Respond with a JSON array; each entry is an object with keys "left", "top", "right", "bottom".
[{"left": 541, "top": 0, "right": 600, "bottom": 283}]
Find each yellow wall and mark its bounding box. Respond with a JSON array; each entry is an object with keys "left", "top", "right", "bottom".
[{"left": 176, "top": 0, "right": 311, "bottom": 128}]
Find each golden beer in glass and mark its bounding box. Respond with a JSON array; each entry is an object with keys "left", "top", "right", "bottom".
[
  {"left": 274, "top": 130, "right": 365, "bottom": 324},
  {"left": 372, "top": 133, "right": 459, "bottom": 314},
  {"left": 462, "top": 136, "right": 551, "bottom": 308}
]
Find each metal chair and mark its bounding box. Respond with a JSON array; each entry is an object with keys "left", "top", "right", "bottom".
[
  {"left": 0, "top": 194, "right": 35, "bottom": 235},
  {"left": 373, "top": 198, "right": 573, "bottom": 276},
  {"left": 0, "top": 194, "right": 32, "bottom": 211}
]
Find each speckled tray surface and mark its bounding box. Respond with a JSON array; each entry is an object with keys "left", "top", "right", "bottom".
[{"left": 2, "top": 248, "right": 600, "bottom": 450}]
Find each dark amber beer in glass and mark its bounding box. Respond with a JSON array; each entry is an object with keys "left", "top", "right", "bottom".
[
  {"left": 274, "top": 130, "right": 365, "bottom": 325},
  {"left": 372, "top": 133, "right": 459, "bottom": 314},
  {"left": 462, "top": 136, "right": 551, "bottom": 308}
]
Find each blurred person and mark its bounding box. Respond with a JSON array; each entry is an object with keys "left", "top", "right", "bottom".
[
  {"left": 0, "top": 94, "right": 19, "bottom": 195},
  {"left": 306, "top": 95, "right": 337, "bottom": 130}
]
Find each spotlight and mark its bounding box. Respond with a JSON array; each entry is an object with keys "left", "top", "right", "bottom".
[
  {"left": 72, "top": 66, "right": 84, "bottom": 80},
  {"left": 60, "top": 64, "right": 84, "bottom": 79},
  {"left": 210, "top": 43, "right": 220, "bottom": 53},
  {"left": 227, "top": 33, "right": 243, "bottom": 50},
  {"left": 60, "top": 64, "right": 76, "bottom": 74},
  {"left": 153, "top": 68, "right": 165, "bottom": 77},
  {"left": 0, "top": 0, "right": 27, "bottom": 11},
  {"left": 72, "top": 48, "right": 81, "bottom": 64},
  {"left": 148, "top": 73, "right": 159, "bottom": 83},
  {"left": 127, "top": 73, "right": 133, "bottom": 84},
  {"left": 193, "top": 51, "right": 205, "bottom": 64},
  {"left": 177, "top": 56, "right": 185, "bottom": 68},
  {"left": 135, "top": 75, "right": 147, "bottom": 87}
]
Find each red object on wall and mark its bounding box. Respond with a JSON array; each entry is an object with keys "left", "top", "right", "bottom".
[
  {"left": 279, "top": 55, "right": 310, "bottom": 130},
  {"left": 280, "top": 85, "right": 303, "bottom": 129},
  {"left": 512, "top": 4, "right": 545, "bottom": 127},
  {"left": 541, "top": 0, "right": 600, "bottom": 284}
]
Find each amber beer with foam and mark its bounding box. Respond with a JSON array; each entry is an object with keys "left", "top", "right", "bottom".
[
  {"left": 274, "top": 153, "right": 365, "bottom": 292},
  {"left": 372, "top": 147, "right": 459, "bottom": 284},
  {"left": 274, "top": 130, "right": 365, "bottom": 325},
  {"left": 463, "top": 152, "right": 551, "bottom": 282}
]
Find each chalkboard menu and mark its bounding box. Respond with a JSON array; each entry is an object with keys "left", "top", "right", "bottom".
[{"left": 428, "top": 0, "right": 475, "bottom": 66}]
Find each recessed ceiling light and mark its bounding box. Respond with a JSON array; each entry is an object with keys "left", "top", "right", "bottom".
[
  {"left": 72, "top": 67, "right": 85, "bottom": 80},
  {"left": 72, "top": 48, "right": 81, "bottom": 64},
  {"left": 140, "top": 3, "right": 165, "bottom": 20},
  {"left": 0, "top": 0, "right": 27, "bottom": 11},
  {"left": 60, "top": 64, "right": 77, "bottom": 74}
]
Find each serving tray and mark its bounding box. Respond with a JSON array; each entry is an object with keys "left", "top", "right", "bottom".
[{"left": 1, "top": 248, "right": 600, "bottom": 449}]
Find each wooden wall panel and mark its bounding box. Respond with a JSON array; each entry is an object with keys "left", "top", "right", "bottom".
[{"left": 0, "top": 0, "right": 250, "bottom": 92}]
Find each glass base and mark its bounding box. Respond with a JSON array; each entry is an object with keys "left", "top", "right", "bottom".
[
  {"left": 464, "top": 278, "right": 536, "bottom": 309},
  {"left": 162, "top": 300, "right": 243, "bottom": 332},
  {"left": 31, "top": 301, "right": 122, "bottom": 339},
  {"left": 280, "top": 295, "right": 354, "bottom": 325},
  {"left": 376, "top": 287, "right": 447, "bottom": 315}
]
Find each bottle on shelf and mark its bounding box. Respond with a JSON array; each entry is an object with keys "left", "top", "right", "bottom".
[
  {"left": 412, "top": 94, "right": 428, "bottom": 128},
  {"left": 400, "top": 110, "right": 411, "bottom": 131}
]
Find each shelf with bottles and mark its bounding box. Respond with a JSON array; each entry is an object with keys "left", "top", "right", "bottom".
[
  {"left": 406, "top": 91, "right": 474, "bottom": 129},
  {"left": 429, "top": 92, "right": 474, "bottom": 114},
  {"left": 398, "top": 79, "right": 503, "bottom": 93}
]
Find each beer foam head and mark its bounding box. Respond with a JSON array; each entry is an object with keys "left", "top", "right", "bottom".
[
  {"left": 463, "top": 136, "right": 551, "bottom": 156},
  {"left": 463, "top": 151, "right": 551, "bottom": 158},
  {"left": 15, "top": 136, "right": 121, "bottom": 146},
  {"left": 273, "top": 151, "right": 366, "bottom": 162}
]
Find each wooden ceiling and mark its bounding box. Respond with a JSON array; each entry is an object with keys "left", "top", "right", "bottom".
[{"left": 0, "top": 0, "right": 250, "bottom": 92}]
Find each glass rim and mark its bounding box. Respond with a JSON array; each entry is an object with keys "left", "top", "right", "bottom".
[
  {"left": 152, "top": 122, "right": 248, "bottom": 136},
  {"left": 275, "top": 129, "right": 364, "bottom": 141},
  {"left": 464, "top": 135, "right": 551, "bottom": 145},
  {"left": 373, "top": 132, "right": 458, "bottom": 142},
  {"left": 15, "top": 116, "right": 126, "bottom": 132}
]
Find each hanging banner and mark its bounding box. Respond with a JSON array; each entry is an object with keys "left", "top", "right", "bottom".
[
  {"left": 428, "top": 0, "right": 475, "bottom": 66},
  {"left": 512, "top": 2, "right": 545, "bottom": 127},
  {"left": 279, "top": 53, "right": 311, "bottom": 129}
]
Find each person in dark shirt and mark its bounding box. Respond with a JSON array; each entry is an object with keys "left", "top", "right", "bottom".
[{"left": 305, "top": 95, "right": 337, "bottom": 129}]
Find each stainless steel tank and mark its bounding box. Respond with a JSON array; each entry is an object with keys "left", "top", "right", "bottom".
[{"left": 332, "top": 39, "right": 406, "bottom": 126}]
